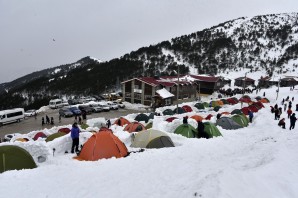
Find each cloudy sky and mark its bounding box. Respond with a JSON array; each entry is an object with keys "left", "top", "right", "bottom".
[{"left": 0, "top": 0, "right": 297, "bottom": 83}]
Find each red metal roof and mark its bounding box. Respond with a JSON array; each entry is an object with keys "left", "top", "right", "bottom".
[{"left": 189, "top": 75, "right": 220, "bottom": 82}]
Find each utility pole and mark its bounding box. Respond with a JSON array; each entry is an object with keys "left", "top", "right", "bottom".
[{"left": 176, "top": 65, "right": 180, "bottom": 114}]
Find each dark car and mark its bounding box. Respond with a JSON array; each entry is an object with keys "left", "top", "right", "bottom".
[
  {"left": 59, "top": 108, "right": 74, "bottom": 117},
  {"left": 69, "top": 106, "right": 82, "bottom": 115},
  {"left": 78, "top": 105, "right": 93, "bottom": 114}
]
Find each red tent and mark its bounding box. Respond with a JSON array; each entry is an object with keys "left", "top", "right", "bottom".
[
  {"left": 58, "top": 128, "right": 71, "bottom": 134},
  {"left": 241, "top": 107, "right": 250, "bottom": 115},
  {"left": 227, "top": 98, "right": 238, "bottom": 105},
  {"left": 253, "top": 101, "right": 264, "bottom": 108},
  {"left": 124, "top": 122, "right": 146, "bottom": 133},
  {"left": 165, "top": 117, "right": 178, "bottom": 122},
  {"left": 182, "top": 105, "right": 192, "bottom": 112},
  {"left": 239, "top": 97, "right": 252, "bottom": 103},
  {"left": 205, "top": 114, "right": 213, "bottom": 120},
  {"left": 248, "top": 105, "right": 259, "bottom": 113},
  {"left": 33, "top": 132, "right": 47, "bottom": 141}
]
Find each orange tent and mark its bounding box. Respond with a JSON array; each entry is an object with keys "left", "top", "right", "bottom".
[
  {"left": 113, "top": 117, "right": 130, "bottom": 126},
  {"left": 259, "top": 98, "right": 269, "bottom": 103},
  {"left": 217, "top": 100, "right": 224, "bottom": 106},
  {"left": 190, "top": 115, "right": 204, "bottom": 122},
  {"left": 124, "top": 122, "right": 146, "bottom": 133},
  {"left": 58, "top": 128, "right": 71, "bottom": 134},
  {"left": 221, "top": 112, "right": 230, "bottom": 115},
  {"left": 75, "top": 129, "right": 128, "bottom": 161}
]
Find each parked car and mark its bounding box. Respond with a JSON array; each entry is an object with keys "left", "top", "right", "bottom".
[
  {"left": 78, "top": 105, "right": 93, "bottom": 114},
  {"left": 89, "top": 104, "right": 103, "bottom": 113},
  {"left": 98, "top": 102, "right": 110, "bottom": 112},
  {"left": 106, "top": 102, "right": 118, "bottom": 110},
  {"left": 59, "top": 108, "right": 74, "bottom": 117},
  {"left": 113, "top": 101, "right": 125, "bottom": 108},
  {"left": 68, "top": 106, "right": 82, "bottom": 115},
  {"left": 24, "top": 109, "right": 37, "bottom": 117}
]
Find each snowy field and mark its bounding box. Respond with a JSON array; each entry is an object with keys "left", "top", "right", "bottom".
[{"left": 1, "top": 86, "right": 298, "bottom": 198}]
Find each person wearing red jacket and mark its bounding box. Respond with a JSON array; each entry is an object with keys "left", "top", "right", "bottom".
[{"left": 287, "top": 108, "right": 293, "bottom": 119}]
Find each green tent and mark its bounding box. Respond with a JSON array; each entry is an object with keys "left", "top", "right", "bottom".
[
  {"left": 240, "top": 113, "right": 249, "bottom": 125},
  {"left": 135, "top": 113, "right": 149, "bottom": 123},
  {"left": 131, "top": 129, "right": 175, "bottom": 148},
  {"left": 213, "top": 106, "right": 221, "bottom": 112},
  {"left": 220, "top": 99, "right": 229, "bottom": 104},
  {"left": 145, "top": 122, "right": 153, "bottom": 129},
  {"left": 163, "top": 109, "right": 174, "bottom": 116},
  {"left": 202, "top": 102, "right": 209, "bottom": 108},
  {"left": 174, "top": 124, "right": 197, "bottom": 138},
  {"left": 80, "top": 123, "right": 89, "bottom": 130},
  {"left": 45, "top": 132, "right": 66, "bottom": 142},
  {"left": 0, "top": 145, "right": 37, "bottom": 173},
  {"left": 195, "top": 103, "right": 205, "bottom": 110},
  {"left": 231, "top": 114, "right": 249, "bottom": 127},
  {"left": 173, "top": 107, "right": 186, "bottom": 114},
  {"left": 231, "top": 109, "right": 242, "bottom": 115},
  {"left": 216, "top": 117, "right": 243, "bottom": 130},
  {"left": 211, "top": 101, "right": 218, "bottom": 107},
  {"left": 203, "top": 122, "right": 222, "bottom": 137}
]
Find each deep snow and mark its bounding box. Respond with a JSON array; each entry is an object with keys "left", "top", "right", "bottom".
[{"left": 1, "top": 86, "right": 298, "bottom": 198}]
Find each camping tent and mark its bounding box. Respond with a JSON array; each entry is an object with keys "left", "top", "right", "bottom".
[
  {"left": 113, "top": 117, "right": 130, "bottom": 126},
  {"left": 213, "top": 106, "right": 221, "bottom": 112},
  {"left": 216, "top": 117, "right": 243, "bottom": 130},
  {"left": 205, "top": 114, "right": 213, "bottom": 120},
  {"left": 227, "top": 98, "right": 238, "bottom": 105},
  {"left": 0, "top": 145, "right": 37, "bottom": 173},
  {"left": 190, "top": 115, "right": 204, "bottom": 122},
  {"left": 255, "top": 96, "right": 262, "bottom": 101},
  {"left": 174, "top": 124, "right": 197, "bottom": 138},
  {"left": 124, "top": 122, "right": 146, "bottom": 133},
  {"left": 173, "top": 107, "right": 186, "bottom": 114},
  {"left": 217, "top": 100, "right": 224, "bottom": 106},
  {"left": 231, "top": 109, "right": 242, "bottom": 115},
  {"left": 194, "top": 103, "right": 205, "bottom": 110},
  {"left": 165, "top": 117, "right": 178, "bottom": 122},
  {"left": 135, "top": 113, "right": 149, "bottom": 123},
  {"left": 231, "top": 114, "right": 249, "bottom": 127},
  {"left": 182, "top": 105, "right": 192, "bottom": 112},
  {"left": 241, "top": 107, "right": 250, "bottom": 115},
  {"left": 260, "top": 98, "right": 270, "bottom": 103},
  {"left": 58, "top": 128, "right": 71, "bottom": 134},
  {"left": 45, "top": 132, "right": 66, "bottom": 142},
  {"left": 239, "top": 97, "right": 252, "bottom": 103},
  {"left": 163, "top": 109, "right": 174, "bottom": 116},
  {"left": 131, "top": 129, "right": 175, "bottom": 148},
  {"left": 33, "top": 132, "right": 47, "bottom": 141},
  {"left": 202, "top": 122, "right": 222, "bottom": 138},
  {"left": 145, "top": 122, "right": 153, "bottom": 129},
  {"left": 14, "top": 138, "right": 29, "bottom": 142},
  {"left": 211, "top": 101, "right": 219, "bottom": 107},
  {"left": 220, "top": 99, "right": 229, "bottom": 104},
  {"left": 75, "top": 129, "right": 128, "bottom": 161},
  {"left": 248, "top": 105, "right": 259, "bottom": 113}
]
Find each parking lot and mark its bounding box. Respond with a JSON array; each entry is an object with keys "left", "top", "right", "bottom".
[{"left": 0, "top": 107, "right": 146, "bottom": 139}]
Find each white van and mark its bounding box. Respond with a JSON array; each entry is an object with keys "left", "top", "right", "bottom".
[
  {"left": 0, "top": 108, "right": 25, "bottom": 126},
  {"left": 49, "top": 99, "right": 63, "bottom": 109}
]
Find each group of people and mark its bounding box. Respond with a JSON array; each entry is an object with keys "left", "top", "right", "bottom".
[
  {"left": 42, "top": 115, "right": 54, "bottom": 125},
  {"left": 276, "top": 96, "right": 297, "bottom": 130}
]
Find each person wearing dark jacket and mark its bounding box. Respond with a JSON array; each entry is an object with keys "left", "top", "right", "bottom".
[
  {"left": 248, "top": 110, "right": 254, "bottom": 123},
  {"left": 183, "top": 116, "right": 188, "bottom": 124},
  {"left": 71, "top": 122, "right": 80, "bottom": 153},
  {"left": 278, "top": 118, "right": 286, "bottom": 129},
  {"left": 106, "top": 119, "right": 111, "bottom": 128},
  {"left": 274, "top": 108, "right": 279, "bottom": 120},
  {"left": 289, "top": 113, "right": 297, "bottom": 130},
  {"left": 197, "top": 121, "right": 209, "bottom": 139},
  {"left": 216, "top": 113, "right": 221, "bottom": 120}
]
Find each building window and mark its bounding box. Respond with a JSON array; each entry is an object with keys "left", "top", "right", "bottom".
[
  {"left": 134, "top": 85, "right": 139, "bottom": 89},
  {"left": 165, "top": 98, "right": 171, "bottom": 105},
  {"left": 134, "top": 93, "right": 141, "bottom": 100},
  {"left": 145, "top": 95, "right": 152, "bottom": 100},
  {"left": 125, "top": 93, "right": 131, "bottom": 97}
]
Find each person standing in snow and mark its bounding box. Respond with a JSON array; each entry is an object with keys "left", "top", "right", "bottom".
[
  {"left": 278, "top": 118, "right": 286, "bottom": 129},
  {"left": 287, "top": 108, "right": 293, "bottom": 119},
  {"left": 71, "top": 122, "right": 80, "bottom": 153},
  {"left": 274, "top": 108, "right": 279, "bottom": 120},
  {"left": 248, "top": 110, "right": 254, "bottom": 123},
  {"left": 216, "top": 113, "right": 221, "bottom": 120},
  {"left": 183, "top": 116, "right": 188, "bottom": 124},
  {"left": 197, "top": 120, "right": 209, "bottom": 139},
  {"left": 284, "top": 103, "right": 287, "bottom": 112},
  {"left": 263, "top": 92, "right": 265, "bottom": 97},
  {"left": 42, "top": 117, "right": 45, "bottom": 126},
  {"left": 46, "top": 115, "right": 50, "bottom": 124},
  {"left": 106, "top": 119, "right": 111, "bottom": 128},
  {"left": 289, "top": 113, "right": 297, "bottom": 130}
]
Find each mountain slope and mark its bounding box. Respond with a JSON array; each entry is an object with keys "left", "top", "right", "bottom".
[{"left": 1, "top": 12, "right": 298, "bottom": 110}]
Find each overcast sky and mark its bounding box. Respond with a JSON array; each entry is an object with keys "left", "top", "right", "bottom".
[{"left": 0, "top": 0, "right": 297, "bottom": 83}]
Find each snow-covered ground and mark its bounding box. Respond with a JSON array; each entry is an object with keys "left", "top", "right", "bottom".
[{"left": 1, "top": 86, "right": 298, "bottom": 198}]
